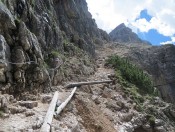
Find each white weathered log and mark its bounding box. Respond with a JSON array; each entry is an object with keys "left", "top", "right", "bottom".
[
  {"left": 40, "top": 91, "right": 58, "bottom": 132},
  {"left": 65, "top": 80, "right": 112, "bottom": 88},
  {"left": 56, "top": 87, "right": 77, "bottom": 115}
]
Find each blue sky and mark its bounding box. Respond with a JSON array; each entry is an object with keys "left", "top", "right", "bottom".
[
  {"left": 137, "top": 9, "right": 152, "bottom": 22},
  {"left": 86, "top": 0, "right": 175, "bottom": 45},
  {"left": 137, "top": 10, "right": 173, "bottom": 45}
]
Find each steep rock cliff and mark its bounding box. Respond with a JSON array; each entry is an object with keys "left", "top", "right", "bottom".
[
  {"left": 126, "top": 44, "right": 175, "bottom": 103},
  {"left": 0, "top": 0, "right": 109, "bottom": 97}
]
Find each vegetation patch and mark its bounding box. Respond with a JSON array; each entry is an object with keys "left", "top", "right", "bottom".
[
  {"left": 105, "top": 55, "right": 159, "bottom": 112},
  {"left": 106, "top": 55, "right": 154, "bottom": 94},
  {"left": 0, "top": 110, "right": 4, "bottom": 118},
  {"left": 147, "top": 114, "right": 156, "bottom": 128}
]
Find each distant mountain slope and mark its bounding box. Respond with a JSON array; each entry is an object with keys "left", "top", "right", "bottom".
[{"left": 109, "top": 23, "right": 150, "bottom": 44}]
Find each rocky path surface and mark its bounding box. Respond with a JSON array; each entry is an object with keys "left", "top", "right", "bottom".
[
  {"left": 0, "top": 45, "right": 117, "bottom": 132},
  {"left": 0, "top": 44, "right": 175, "bottom": 132}
]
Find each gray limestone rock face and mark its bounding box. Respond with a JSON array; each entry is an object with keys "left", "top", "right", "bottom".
[
  {"left": 127, "top": 44, "right": 175, "bottom": 103},
  {"left": 0, "top": 2, "right": 16, "bottom": 29},
  {"left": 113, "top": 42, "right": 175, "bottom": 104},
  {"left": 0, "top": 35, "right": 11, "bottom": 83},
  {"left": 18, "top": 22, "right": 32, "bottom": 51},
  {"left": 53, "top": 0, "right": 110, "bottom": 55},
  {"left": 0, "top": 0, "right": 108, "bottom": 96}
]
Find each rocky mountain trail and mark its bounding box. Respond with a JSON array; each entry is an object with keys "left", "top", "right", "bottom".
[
  {"left": 0, "top": 43, "right": 175, "bottom": 132},
  {"left": 0, "top": 0, "right": 175, "bottom": 131},
  {"left": 1, "top": 44, "right": 175, "bottom": 132},
  {"left": 0, "top": 46, "right": 116, "bottom": 131}
]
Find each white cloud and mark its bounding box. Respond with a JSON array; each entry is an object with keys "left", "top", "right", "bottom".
[
  {"left": 131, "top": 17, "right": 175, "bottom": 36},
  {"left": 86, "top": 0, "right": 175, "bottom": 43}
]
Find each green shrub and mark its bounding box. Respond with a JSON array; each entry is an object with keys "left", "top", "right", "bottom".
[
  {"left": 148, "top": 115, "right": 156, "bottom": 128},
  {"left": 0, "top": 110, "right": 4, "bottom": 118},
  {"left": 51, "top": 50, "right": 60, "bottom": 57},
  {"left": 106, "top": 55, "right": 154, "bottom": 94}
]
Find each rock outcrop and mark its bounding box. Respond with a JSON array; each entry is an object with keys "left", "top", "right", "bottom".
[
  {"left": 126, "top": 44, "right": 175, "bottom": 103},
  {"left": 111, "top": 43, "right": 175, "bottom": 104},
  {"left": 0, "top": 0, "right": 109, "bottom": 97}
]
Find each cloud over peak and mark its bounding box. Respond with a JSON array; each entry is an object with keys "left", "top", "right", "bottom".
[{"left": 86, "top": 0, "right": 175, "bottom": 45}]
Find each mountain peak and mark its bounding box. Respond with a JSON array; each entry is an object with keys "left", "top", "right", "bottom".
[
  {"left": 109, "top": 23, "right": 150, "bottom": 44},
  {"left": 114, "top": 23, "right": 126, "bottom": 29}
]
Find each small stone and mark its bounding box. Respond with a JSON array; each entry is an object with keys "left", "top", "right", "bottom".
[
  {"left": 71, "top": 123, "right": 80, "bottom": 132},
  {"left": 155, "top": 119, "right": 164, "bottom": 127},
  {"left": 9, "top": 106, "right": 26, "bottom": 114},
  {"left": 27, "top": 129, "right": 33, "bottom": 132},
  {"left": 1, "top": 113, "right": 10, "bottom": 119},
  {"left": 1, "top": 96, "right": 7, "bottom": 107},
  {"left": 124, "top": 123, "right": 134, "bottom": 132},
  {"left": 121, "top": 113, "right": 133, "bottom": 122},
  {"left": 106, "top": 99, "right": 122, "bottom": 111},
  {"left": 65, "top": 103, "right": 74, "bottom": 112},
  {"left": 25, "top": 111, "right": 35, "bottom": 117},
  {"left": 142, "top": 124, "right": 151, "bottom": 130},
  {"left": 94, "top": 98, "right": 101, "bottom": 104},
  {"left": 19, "top": 101, "right": 38, "bottom": 109},
  {"left": 102, "top": 87, "right": 112, "bottom": 98},
  {"left": 92, "top": 87, "right": 103, "bottom": 95},
  {"left": 56, "top": 100, "right": 62, "bottom": 107},
  {"left": 41, "top": 94, "right": 52, "bottom": 103},
  {"left": 1, "top": 96, "right": 9, "bottom": 113},
  {"left": 169, "top": 108, "right": 175, "bottom": 118},
  {"left": 9, "top": 95, "right": 14, "bottom": 102},
  {"left": 32, "top": 117, "right": 44, "bottom": 130},
  {"left": 116, "top": 101, "right": 124, "bottom": 108},
  {"left": 154, "top": 126, "right": 166, "bottom": 132}
]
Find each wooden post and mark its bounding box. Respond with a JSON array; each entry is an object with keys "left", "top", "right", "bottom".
[
  {"left": 40, "top": 91, "right": 58, "bottom": 132},
  {"left": 65, "top": 80, "right": 112, "bottom": 88},
  {"left": 56, "top": 87, "right": 77, "bottom": 115}
]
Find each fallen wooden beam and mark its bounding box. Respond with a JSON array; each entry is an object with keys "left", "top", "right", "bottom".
[
  {"left": 40, "top": 91, "right": 58, "bottom": 132},
  {"left": 65, "top": 80, "right": 112, "bottom": 88},
  {"left": 56, "top": 87, "right": 77, "bottom": 115}
]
